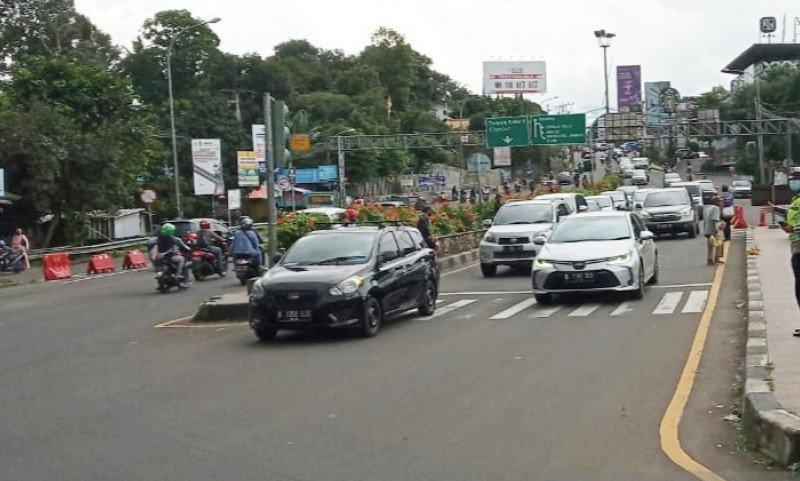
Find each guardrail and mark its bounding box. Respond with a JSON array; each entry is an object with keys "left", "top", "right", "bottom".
[{"left": 28, "top": 237, "right": 149, "bottom": 261}]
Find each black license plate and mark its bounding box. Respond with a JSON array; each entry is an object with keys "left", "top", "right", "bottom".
[
  {"left": 564, "top": 272, "right": 594, "bottom": 281},
  {"left": 503, "top": 245, "right": 523, "bottom": 253},
  {"left": 277, "top": 310, "right": 313, "bottom": 321}
]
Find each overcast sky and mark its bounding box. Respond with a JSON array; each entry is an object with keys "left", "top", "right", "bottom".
[{"left": 76, "top": 0, "right": 798, "bottom": 118}]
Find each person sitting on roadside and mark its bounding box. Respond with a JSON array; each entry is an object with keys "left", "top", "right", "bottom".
[
  {"left": 196, "top": 220, "right": 226, "bottom": 270},
  {"left": 230, "top": 216, "right": 264, "bottom": 266}
]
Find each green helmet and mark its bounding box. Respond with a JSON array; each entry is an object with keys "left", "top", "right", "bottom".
[{"left": 161, "top": 223, "right": 176, "bottom": 236}]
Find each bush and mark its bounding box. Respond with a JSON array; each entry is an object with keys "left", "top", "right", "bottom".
[{"left": 272, "top": 212, "right": 328, "bottom": 250}]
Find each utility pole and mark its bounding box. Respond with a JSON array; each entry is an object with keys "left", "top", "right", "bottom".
[
  {"left": 166, "top": 40, "right": 182, "bottom": 219},
  {"left": 754, "top": 66, "right": 766, "bottom": 184},
  {"left": 337, "top": 136, "right": 346, "bottom": 207},
  {"left": 263, "top": 93, "right": 278, "bottom": 266}
]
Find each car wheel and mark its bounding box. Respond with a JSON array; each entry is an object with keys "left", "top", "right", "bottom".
[
  {"left": 480, "top": 263, "right": 497, "bottom": 277},
  {"left": 359, "top": 297, "right": 382, "bottom": 338},
  {"left": 631, "top": 264, "right": 645, "bottom": 300},
  {"left": 254, "top": 324, "right": 278, "bottom": 342},
  {"left": 649, "top": 253, "right": 659, "bottom": 285},
  {"left": 534, "top": 293, "right": 553, "bottom": 305},
  {"left": 417, "top": 279, "right": 437, "bottom": 316}
]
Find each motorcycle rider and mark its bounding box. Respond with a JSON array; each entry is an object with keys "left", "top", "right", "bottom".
[
  {"left": 196, "top": 220, "right": 225, "bottom": 270},
  {"left": 230, "top": 216, "right": 264, "bottom": 267},
  {"left": 155, "top": 223, "right": 190, "bottom": 287}
]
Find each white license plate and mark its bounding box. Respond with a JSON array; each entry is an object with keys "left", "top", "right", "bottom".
[
  {"left": 565, "top": 272, "right": 593, "bottom": 280},
  {"left": 277, "top": 310, "right": 312, "bottom": 320}
]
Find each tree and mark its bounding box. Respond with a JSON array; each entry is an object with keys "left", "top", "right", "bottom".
[{"left": 0, "top": 56, "right": 161, "bottom": 245}]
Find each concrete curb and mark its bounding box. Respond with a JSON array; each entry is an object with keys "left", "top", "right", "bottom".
[
  {"left": 741, "top": 231, "right": 800, "bottom": 466},
  {"left": 192, "top": 250, "right": 480, "bottom": 323}
]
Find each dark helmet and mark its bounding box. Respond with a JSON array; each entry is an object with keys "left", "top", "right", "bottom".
[{"left": 240, "top": 216, "right": 254, "bottom": 230}]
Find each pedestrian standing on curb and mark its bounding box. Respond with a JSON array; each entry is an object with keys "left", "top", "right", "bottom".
[
  {"left": 703, "top": 196, "right": 724, "bottom": 264},
  {"left": 417, "top": 206, "right": 436, "bottom": 249},
  {"left": 720, "top": 184, "right": 735, "bottom": 240},
  {"left": 783, "top": 179, "right": 800, "bottom": 310}
]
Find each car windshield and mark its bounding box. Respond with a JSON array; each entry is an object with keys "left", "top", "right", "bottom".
[
  {"left": 698, "top": 181, "right": 714, "bottom": 190},
  {"left": 281, "top": 232, "right": 376, "bottom": 265},
  {"left": 643, "top": 191, "right": 688, "bottom": 207},
  {"left": 588, "top": 197, "right": 612, "bottom": 208},
  {"left": 549, "top": 216, "right": 631, "bottom": 243},
  {"left": 732, "top": 181, "right": 751, "bottom": 187},
  {"left": 494, "top": 204, "right": 552, "bottom": 224},
  {"left": 678, "top": 185, "right": 701, "bottom": 197},
  {"left": 602, "top": 191, "right": 624, "bottom": 201},
  {"left": 634, "top": 191, "right": 651, "bottom": 202},
  {"left": 665, "top": 174, "right": 680, "bottom": 179}
]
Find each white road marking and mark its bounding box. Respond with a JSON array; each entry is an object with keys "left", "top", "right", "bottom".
[
  {"left": 681, "top": 290, "right": 709, "bottom": 313},
  {"left": 610, "top": 302, "right": 634, "bottom": 317},
  {"left": 530, "top": 307, "right": 560, "bottom": 318},
  {"left": 436, "top": 299, "right": 445, "bottom": 304},
  {"left": 567, "top": 304, "right": 601, "bottom": 317},
  {"left": 440, "top": 291, "right": 530, "bottom": 296},
  {"left": 651, "top": 283, "right": 712, "bottom": 289},
  {"left": 490, "top": 298, "right": 537, "bottom": 319},
  {"left": 430, "top": 299, "right": 477, "bottom": 318},
  {"left": 653, "top": 292, "right": 683, "bottom": 315}
]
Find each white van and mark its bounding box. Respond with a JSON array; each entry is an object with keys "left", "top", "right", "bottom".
[{"left": 632, "top": 157, "right": 651, "bottom": 170}]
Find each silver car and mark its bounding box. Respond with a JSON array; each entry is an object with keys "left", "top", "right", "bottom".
[
  {"left": 532, "top": 212, "right": 658, "bottom": 303},
  {"left": 479, "top": 200, "right": 569, "bottom": 277},
  {"left": 585, "top": 195, "right": 614, "bottom": 212}
]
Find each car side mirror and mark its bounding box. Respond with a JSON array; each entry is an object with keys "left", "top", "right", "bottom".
[
  {"left": 640, "top": 231, "right": 654, "bottom": 241},
  {"left": 482, "top": 219, "right": 492, "bottom": 228},
  {"left": 533, "top": 236, "right": 546, "bottom": 246},
  {"left": 635, "top": 203, "right": 643, "bottom": 210},
  {"left": 577, "top": 205, "right": 588, "bottom": 212}
]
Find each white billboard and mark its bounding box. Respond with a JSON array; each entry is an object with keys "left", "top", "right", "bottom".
[
  {"left": 228, "top": 189, "right": 241, "bottom": 210},
  {"left": 483, "top": 61, "right": 547, "bottom": 95},
  {"left": 191, "top": 138, "right": 224, "bottom": 195},
  {"left": 493, "top": 147, "right": 512, "bottom": 167}
]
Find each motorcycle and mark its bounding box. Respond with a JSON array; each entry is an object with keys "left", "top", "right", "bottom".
[
  {"left": 186, "top": 233, "right": 228, "bottom": 281},
  {"left": 233, "top": 255, "right": 262, "bottom": 286},
  {"left": 154, "top": 254, "right": 189, "bottom": 293},
  {"left": 0, "top": 248, "right": 25, "bottom": 273}
]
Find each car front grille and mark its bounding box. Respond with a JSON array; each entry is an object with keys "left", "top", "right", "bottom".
[
  {"left": 495, "top": 251, "right": 534, "bottom": 259},
  {"left": 498, "top": 237, "right": 529, "bottom": 245},
  {"left": 543, "top": 270, "right": 620, "bottom": 290},
  {"left": 651, "top": 213, "right": 680, "bottom": 222},
  {"left": 267, "top": 290, "right": 319, "bottom": 310}
]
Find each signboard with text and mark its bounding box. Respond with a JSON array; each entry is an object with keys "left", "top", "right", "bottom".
[
  {"left": 485, "top": 116, "right": 529, "bottom": 147},
  {"left": 483, "top": 61, "right": 547, "bottom": 95},
  {"left": 531, "top": 114, "right": 586, "bottom": 145},
  {"left": 493, "top": 147, "right": 512, "bottom": 167},
  {"left": 252, "top": 124, "right": 267, "bottom": 174},
  {"left": 228, "top": 189, "right": 241, "bottom": 210},
  {"left": 191, "top": 138, "right": 223, "bottom": 195},
  {"left": 616, "top": 65, "right": 642, "bottom": 111},
  {"left": 237, "top": 151, "right": 260, "bottom": 187}
]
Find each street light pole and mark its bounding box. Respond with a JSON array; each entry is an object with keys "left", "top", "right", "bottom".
[
  {"left": 164, "top": 17, "right": 220, "bottom": 219},
  {"left": 602, "top": 45, "right": 610, "bottom": 114},
  {"left": 594, "top": 29, "right": 616, "bottom": 115}
]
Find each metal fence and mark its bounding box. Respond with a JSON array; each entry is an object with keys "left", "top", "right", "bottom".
[{"left": 28, "top": 237, "right": 149, "bottom": 260}]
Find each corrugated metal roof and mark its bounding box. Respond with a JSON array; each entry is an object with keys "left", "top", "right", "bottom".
[{"left": 722, "top": 43, "right": 800, "bottom": 73}]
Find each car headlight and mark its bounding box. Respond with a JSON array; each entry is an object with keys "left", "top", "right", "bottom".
[
  {"left": 533, "top": 229, "right": 552, "bottom": 240},
  {"left": 608, "top": 252, "right": 632, "bottom": 265},
  {"left": 640, "top": 210, "right": 651, "bottom": 218},
  {"left": 250, "top": 280, "right": 266, "bottom": 301},
  {"left": 483, "top": 233, "right": 497, "bottom": 243},
  {"left": 329, "top": 276, "right": 364, "bottom": 296},
  {"left": 534, "top": 258, "right": 554, "bottom": 268}
]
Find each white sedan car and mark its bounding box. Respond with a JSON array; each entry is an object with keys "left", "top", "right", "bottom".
[{"left": 532, "top": 212, "right": 658, "bottom": 303}]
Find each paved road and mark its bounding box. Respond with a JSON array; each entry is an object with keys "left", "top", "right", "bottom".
[{"left": 0, "top": 170, "right": 784, "bottom": 480}]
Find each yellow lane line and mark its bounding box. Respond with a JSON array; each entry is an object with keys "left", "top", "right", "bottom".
[{"left": 659, "top": 243, "right": 728, "bottom": 481}]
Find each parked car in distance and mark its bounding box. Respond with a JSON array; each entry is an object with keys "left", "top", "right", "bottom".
[
  {"left": 619, "top": 158, "right": 634, "bottom": 178},
  {"left": 696, "top": 179, "right": 716, "bottom": 204},
  {"left": 531, "top": 212, "right": 657, "bottom": 303},
  {"left": 249, "top": 224, "right": 439, "bottom": 341},
  {"left": 638, "top": 187, "right": 698, "bottom": 238},
  {"left": 479, "top": 200, "right": 569, "bottom": 277},
  {"left": 730, "top": 180, "right": 753, "bottom": 198},
  {"left": 585, "top": 199, "right": 601, "bottom": 212},
  {"left": 601, "top": 190, "right": 628, "bottom": 210},
  {"left": 596, "top": 142, "right": 613, "bottom": 151},
  {"left": 556, "top": 171, "right": 575, "bottom": 185},
  {"left": 585, "top": 195, "right": 614, "bottom": 212},
  {"left": 617, "top": 185, "right": 639, "bottom": 209},
  {"left": 297, "top": 207, "right": 346, "bottom": 222},
  {"left": 663, "top": 172, "right": 681, "bottom": 187},
  {"left": 631, "top": 169, "right": 649, "bottom": 185},
  {"left": 536, "top": 192, "right": 590, "bottom": 214},
  {"left": 697, "top": 151, "right": 709, "bottom": 159},
  {"left": 162, "top": 218, "right": 229, "bottom": 242},
  {"left": 675, "top": 148, "right": 699, "bottom": 160},
  {"left": 670, "top": 181, "right": 705, "bottom": 219},
  {"left": 632, "top": 157, "right": 651, "bottom": 170}
]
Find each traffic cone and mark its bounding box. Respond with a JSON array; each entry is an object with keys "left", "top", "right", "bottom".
[{"left": 733, "top": 205, "right": 749, "bottom": 229}]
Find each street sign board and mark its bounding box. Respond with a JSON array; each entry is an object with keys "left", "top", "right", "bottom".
[
  {"left": 290, "top": 134, "right": 311, "bottom": 152},
  {"left": 252, "top": 125, "right": 267, "bottom": 174},
  {"left": 278, "top": 177, "right": 292, "bottom": 191},
  {"left": 459, "top": 133, "right": 470, "bottom": 144},
  {"left": 228, "top": 189, "right": 241, "bottom": 210},
  {"left": 191, "top": 138, "right": 224, "bottom": 195},
  {"left": 530, "top": 114, "right": 586, "bottom": 145},
  {"left": 237, "top": 151, "right": 261, "bottom": 187},
  {"left": 485, "top": 116, "right": 529, "bottom": 147},
  {"left": 140, "top": 189, "right": 157, "bottom": 204},
  {"left": 467, "top": 153, "right": 492, "bottom": 173},
  {"left": 493, "top": 147, "right": 511, "bottom": 166}
]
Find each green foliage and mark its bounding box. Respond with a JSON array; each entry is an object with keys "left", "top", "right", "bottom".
[{"left": 273, "top": 213, "right": 328, "bottom": 249}]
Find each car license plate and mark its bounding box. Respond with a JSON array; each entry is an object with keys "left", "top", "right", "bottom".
[
  {"left": 277, "top": 310, "right": 312, "bottom": 321},
  {"left": 564, "top": 272, "right": 593, "bottom": 280},
  {"left": 503, "top": 245, "right": 523, "bottom": 253}
]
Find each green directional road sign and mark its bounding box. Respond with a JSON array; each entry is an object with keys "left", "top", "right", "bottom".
[
  {"left": 530, "top": 113, "right": 586, "bottom": 145},
  {"left": 485, "top": 116, "right": 529, "bottom": 148}
]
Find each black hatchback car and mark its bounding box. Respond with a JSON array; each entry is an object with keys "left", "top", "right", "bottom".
[{"left": 249, "top": 224, "right": 439, "bottom": 341}]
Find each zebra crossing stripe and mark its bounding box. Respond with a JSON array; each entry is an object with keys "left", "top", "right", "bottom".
[
  {"left": 653, "top": 292, "right": 683, "bottom": 315},
  {"left": 430, "top": 299, "right": 477, "bottom": 318},
  {"left": 530, "top": 307, "right": 560, "bottom": 318},
  {"left": 567, "top": 304, "right": 601, "bottom": 317},
  {"left": 610, "top": 302, "right": 634, "bottom": 317},
  {"left": 490, "top": 298, "right": 537, "bottom": 319},
  {"left": 681, "top": 290, "right": 709, "bottom": 313}
]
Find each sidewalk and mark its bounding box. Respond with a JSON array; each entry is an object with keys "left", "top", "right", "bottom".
[{"left": 754, "top": 227, "right": 800, "bottom": 413}]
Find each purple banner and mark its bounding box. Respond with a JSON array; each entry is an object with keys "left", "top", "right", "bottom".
[{"left": 616, "top": 65, "right": 642, "bottom": 111}]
